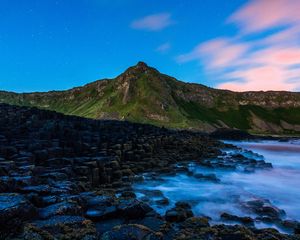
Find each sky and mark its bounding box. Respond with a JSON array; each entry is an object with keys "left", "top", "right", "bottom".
[{"left": 1, "top": 0, "right": 300, "bottom": 93}]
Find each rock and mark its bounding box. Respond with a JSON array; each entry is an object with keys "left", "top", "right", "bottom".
[
  {"left": 86, "top": 195, "right": 115, "bottom": 207},
  {"left": 121, "top": 191, "right": 136, "bottom": 198},
  {"left": 295, "top": 225, "right": 300, "bottom": 235},
  {"left": 1, "top": 146, "right": 18, "bottom": 158},
  {"left": 242, "top": 199, "right": 285, "bottom": 221},
  {"left": 135, "top": 217, "right": 166, "bottom": 232},
  {"left": 210, "top": 128, "right": 254, "bottom": 140},
  {"left": 220, "top": 212, "right": 254, "bottom": 226},
  {"left": 86, "top": 206, "right": 118, "bottom": 221},
  {"left": 0, "top": 193, "right": 37, "bottom": 236},
  {"left": 28, "top": 216, "right": 98, "bottom": 240},
  {"left": 95, "top": 219, "right": 124, "bottom": 235},
  {"left": 0, "top": 176, "right": 16, "bottom": 192},
  {"left": 34, "top": 150, "right": 49, "bottom": 162},
  {"left": 181, "top": 217, "right": 210, "bottom": 229},
  {"left": 39, "top": 201, "right": 84, "bottom": 219},
  {"left": 281, "top": 220, "right": 300, "bottom": 232},
  {"left": 100, "top": 224, "right": 162, "bottom": 240},
  {"left": 118, "top": 199, "right": 153, "bottom": 220},
  {"left": 165, "top": 202, "right": 194, "bottom": 222},
  {"left": 19, "top": 185, "right": 52, "bottom": 195},
  {"left": 155, "top": 198, "right": 169, "bottom": 206},
  {"left": 175, "top": 201, "right": 192, "bottom": 209}
]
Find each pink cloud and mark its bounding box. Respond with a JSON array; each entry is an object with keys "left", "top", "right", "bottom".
[
  {"left": 260, "top": 26, "right": 300, "bottom": 45},
  {"left": 228, "top": 0, "right": 300, "bottom": 33},
  {"left": 244, "top": 47, "right": 300, "bottom": 66},
  {"left": 177, "top": 38, "right": 249, "bottom": 68},
  {"left": 218, "top": 66, "right": 298, "bottom": 91},
  {"left": 131, "top": 13, "right": 174, "bottom": 31},
  {"left": 177, "top": 0, "right": 300, "bottom": 92}
]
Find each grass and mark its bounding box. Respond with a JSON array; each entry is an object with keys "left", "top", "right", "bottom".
[{"left": 1, "top": 69, "right": 300, "bottom": 134}]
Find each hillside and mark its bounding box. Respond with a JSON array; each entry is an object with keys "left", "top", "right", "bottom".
[{"left": 1, "top": 61, "right": 300, "bottom": 134}]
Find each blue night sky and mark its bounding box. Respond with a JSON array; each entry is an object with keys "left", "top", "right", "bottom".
[{"left": 1, "top": 0, "right": 300, "bottom": 93}]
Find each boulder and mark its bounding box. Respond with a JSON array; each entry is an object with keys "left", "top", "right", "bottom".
[
  {"left": 220, "top": 212, "right": 254, "bottom": 226},
  {"left": 118, "top": 199, "right": 153, "bottom": 220},
  {"left": 165, "top": 202, "right": 194, "bottom": 222}
]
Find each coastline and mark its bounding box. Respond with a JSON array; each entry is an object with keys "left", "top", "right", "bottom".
[{"left": 0, "top": 104, "right": 299, "bottom": 239}]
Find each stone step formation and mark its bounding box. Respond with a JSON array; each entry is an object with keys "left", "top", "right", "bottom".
[{"left": 0, "top": 103, "right": 299, "bottom": 240}]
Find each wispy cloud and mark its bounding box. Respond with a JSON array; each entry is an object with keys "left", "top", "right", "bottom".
[
  {"left": 177, "top": 0, "right": 300, "bottom": 92},
  {"left": 131, "top": 13, "right": 174, "bottom": 31},
  {"left": 177, "top": 38, "right": 249, "bottom": 69},
  {"left": 228, "top": 0, "right": 300, "bottom": 34},
  {"left": 156, "top": 42, "right": 171, "bottom": 53}
]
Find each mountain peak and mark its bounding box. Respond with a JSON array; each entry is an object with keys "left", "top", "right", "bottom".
[
  {"left": 136, "top": 61, "right": 148, "bottom": 68},
  {"left": 133, "top": 61, "right": 150, "bottom": 72},
  {"left": 122, "top": 61, "right": 157, "bottom": 77}
]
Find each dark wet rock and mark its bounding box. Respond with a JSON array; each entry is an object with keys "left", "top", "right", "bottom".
[
  {"left": 1, "top": 146, "right": 18, "bottom": 158},
  {"left": 261, "top": 206, "right": 286, "bottom": 219},
  {"left": 39, "top": 201, "right": 84, "bottom": 219},
  {"left": 295, "top": 225, "right": 300, "bottom": 235},
  {"left": 180, "top": 217, "right": 210, "bottom": 229},
  {"left": 33, "top": 215, "right": 86, "bottom": 228},
  {"left": 243, "top": 199, "right": 285, "bottom": 221},
  {"left": 121, "top": 191, "right": 136, "bottom": 199},
  {"left": 0, "top": 193, "right": 37, "bottom": 236},
  {"left": 26, "top": 216, "right": 98, "bottom": 240},
  {"left": 155, "top": 197, "right": 169, "bottom": 206},
  {"left": 175, "top": 223, "right": 295, "bottom": 240},
  {"left": 220, "top": 212, "right": 254, "bottom": 226},
  {"left": 86, "top": 206, "right": 118, "bottom": 221},
  {"left": 96, "top": 218, "right": 124, "bottom": 235},
  {"left": 281, "top": 220, "right": 300, "bottom": 233},
  {"left": 118, "top": 199, "right": 154, "bottom": 220},
  {"left": 38, "top": 195, "right": 61, "bottom": 207},
  {"left": 19, "top": 185, "right": 52, "bottom": 195},
  {"left": 0, "top": 176, "right": 17, "bottom": 192},
  {"left": 134, "top": 217, "right": 166, "bottom": 232},
  {"left": 100, "top": 224, "right": 163, "bottom": 240},
  {"left": 86, "top": 195, "right": 115, "bottom": 208},
  {"left": 175, "top": 201, "right": 192, "bottom": 209},
  {"left": 210, "top": 128, "right": 254, "bottom": 140},
  {"left": 165, "top": 202, "right": 194, "bottom": 223}
]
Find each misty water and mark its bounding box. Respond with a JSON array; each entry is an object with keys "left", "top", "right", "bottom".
[{"left": 133, "top": 140, "right": 300, "bottom": 232}]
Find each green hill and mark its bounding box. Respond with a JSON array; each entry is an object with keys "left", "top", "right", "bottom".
[{"left": 1, "top": 62, "right": 300, "bottom": 134}]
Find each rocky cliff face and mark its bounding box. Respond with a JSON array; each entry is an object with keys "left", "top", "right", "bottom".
[{"left": 1, "top": 62, "right": 300, "bottom": 134}]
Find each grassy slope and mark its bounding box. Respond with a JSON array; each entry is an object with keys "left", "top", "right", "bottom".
[{"left": 1, "top": 63, "right": 300, "bottom": 134}]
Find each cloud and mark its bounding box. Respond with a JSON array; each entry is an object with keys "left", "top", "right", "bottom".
[
  {"left": 177, "top": 38, "right": 249, "bottom": 69},
  {"left": 156, "top": 42, "right": 171, "bottom": 53},
  {"left": 131, "top": 13, "right": 174, "bottom": 31},
  {"left": 228, "top": 0, "right": 300, "bottom": 34},
  {"left": 177, "top": 0, "right": 300, "bottom": 92},
  {"left": 218, "top": 66, "right": 299, "bottom": 91}
]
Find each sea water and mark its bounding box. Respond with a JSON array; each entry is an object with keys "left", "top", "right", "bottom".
[{"left": 133, "top": 140, "right": 300, "bottom": 232}]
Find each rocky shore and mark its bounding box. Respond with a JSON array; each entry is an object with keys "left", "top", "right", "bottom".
[{"left": 0, "top": 103, "right": 299, "bottom": 240}]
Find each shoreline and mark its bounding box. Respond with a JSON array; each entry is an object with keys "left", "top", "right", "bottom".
[{"left": 0, "top": 104, "right": 299, "bottom": 239}]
